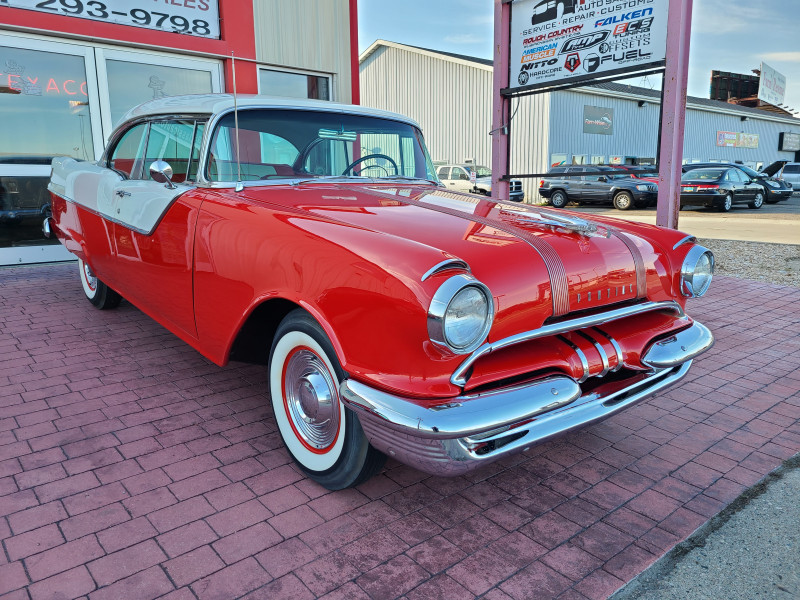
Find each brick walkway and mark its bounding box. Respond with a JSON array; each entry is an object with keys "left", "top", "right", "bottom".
[{"left": 1, "top": 263, "right": 799, "bottom": 600}]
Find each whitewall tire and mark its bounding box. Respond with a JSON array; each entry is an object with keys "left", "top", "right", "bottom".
[
  {"left": 268, "top": 309, "right": 386, "bottom": 489},
  {"left": 78, "top": 259, "right": 121, "bottom": 309}
]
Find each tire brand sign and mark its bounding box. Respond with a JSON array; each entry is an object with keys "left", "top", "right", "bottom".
[{"left": 509, "top": 0, "right": 668, "bottom": 92}]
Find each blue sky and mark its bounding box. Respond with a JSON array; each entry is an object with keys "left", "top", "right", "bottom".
[{"left": 358, "top": 0, "right": 800, "bottom": 111}]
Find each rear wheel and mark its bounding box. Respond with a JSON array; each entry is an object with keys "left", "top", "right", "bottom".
[
  {"left": 268, "top": 309, "right": 385, "bottom": 490},
  {"left": 717, "top": 193, "right": 733, "bottom": 212},
  {"left": 78, "top": 259, "right": 121, "bottom": 309},
  {"left": 613, "top": 191, "right": 634, "bottom": 210},
  {"left": 550, "top": 190, "right": 568, "bottom": 208},
  {"left": 748, "top": 191, "right": 764, "bottom": 209}
]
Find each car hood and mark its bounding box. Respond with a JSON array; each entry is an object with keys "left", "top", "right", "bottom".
[
  {"left": 760, "top": 160, "right": 788, "bottom": 177},
  {"left": 240, "top": 183, "right": 686, "bottom": 338},
  {"left": 475, "top": 176, "right": 492, "bottom": 186}
]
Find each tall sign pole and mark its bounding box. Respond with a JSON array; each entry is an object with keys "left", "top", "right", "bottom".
[
  {"left": 656, "top": 0, "right": 694, "bottom": 229},
  {"left": 491, "top": 0, "right": 510, "bottom": 202}
]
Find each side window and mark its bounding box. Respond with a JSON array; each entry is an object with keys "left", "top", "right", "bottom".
[
  {"left": 452, "top": 167, "right": 468, "bottom": 181},
  {"left": 144, "top": 120, "right": 196, "bottom": 184},
  {"left": 438, "top": 167, "right": 451, "bottom": 180},
  {"left": 724, "top": 170, "right": 735, "bottom": 182},
  {"left": 109, "top": 123, "right": 148, "bottom": 179}
]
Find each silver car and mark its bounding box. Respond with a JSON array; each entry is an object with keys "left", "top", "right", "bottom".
[{"left": 777, "top": 162, "right": 800, "bottom": 190}]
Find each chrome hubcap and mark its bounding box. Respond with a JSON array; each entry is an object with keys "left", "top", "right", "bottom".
[
  {"left": 83, "top": 262, "right": 97, "bottom": 290},
  {"left": 284, "top": 349, "right": 339, "bottom": 450}
]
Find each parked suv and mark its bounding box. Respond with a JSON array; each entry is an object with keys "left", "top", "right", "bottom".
[
  {"left": 437, "top": 164, "right": 524, "bottom": 202},
  {"left": 775, "top": 162, "right": 800, "bottom": 191},
  {"left": 539, "top": 165, "right": 658, "bottom": 210}
]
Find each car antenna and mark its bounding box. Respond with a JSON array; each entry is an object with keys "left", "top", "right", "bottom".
[{"left": 232, "top": 51, "right": 243, "bottom": 192}]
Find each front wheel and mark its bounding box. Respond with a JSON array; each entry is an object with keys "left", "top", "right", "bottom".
[
  {"left": 78, "top": 258, "right": 121, "bottom": 309},
  {"left": 268, "top": 309, "right": 386, "bottom": 490},
  {"left": 613, "top": 191, "right": 634, "bottom": 210},
  {"left": 748, "top": 191, "right": 764, "bottom": 209}
]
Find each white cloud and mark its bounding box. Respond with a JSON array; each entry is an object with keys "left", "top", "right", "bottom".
[{"left": 444, "top": 33, "right": 486, "bottom": 45}]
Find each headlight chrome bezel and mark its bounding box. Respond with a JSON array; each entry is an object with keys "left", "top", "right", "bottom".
[
  {"left": 680, "top": 245, "right": 715, "bottom": 298},
  {"left": 428, "top": 274, "right": 494, "bottom": 355}
]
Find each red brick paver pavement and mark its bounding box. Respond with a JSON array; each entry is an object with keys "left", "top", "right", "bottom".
[{"left": 1, "top": 264, "right": 799, "bottom": 600}]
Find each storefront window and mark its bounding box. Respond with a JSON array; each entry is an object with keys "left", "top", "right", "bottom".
[
  {"left": 0, "top": 46, "right": 94, "bottom": 160},
  {"left": 106, "top": 60, "right": 213, "bottom": 128},
  {"left": 259, "top": 69, "right": 330, "bottom": 101},
  {"left": 1, "top": 46, "right": 94, "bottom": 253}
]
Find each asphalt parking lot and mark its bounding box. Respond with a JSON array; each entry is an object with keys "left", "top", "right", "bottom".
[
  {"left": 560, "top": 192, "right": 799, "bottom": 245},
  {"left": 1, "top": 265, "right": 799, "bottom": 600}
]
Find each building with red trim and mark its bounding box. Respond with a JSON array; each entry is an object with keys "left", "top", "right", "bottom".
[{"left": 0, "top": 0, "right": 359, "bottom": 264}]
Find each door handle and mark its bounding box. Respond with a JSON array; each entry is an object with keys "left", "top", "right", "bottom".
[{"left": 115, "top": 190, "right": 131, "bottom": 198}]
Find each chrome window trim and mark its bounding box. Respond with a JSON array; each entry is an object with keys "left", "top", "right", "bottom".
[
  {"left": 450, "top": 300, "right": 685, "bottom": 387},
  {"left": 421, "top": 259, "right": 470, "bottom": 282},
  {"left": 428, "top": 274, "right": 495, "bottom": 355}
]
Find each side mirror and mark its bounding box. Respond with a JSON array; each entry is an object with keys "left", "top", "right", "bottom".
[
  {"left": 149, "top": 160, "right": 176, "bottom": 189},
  {"left": 460, "top": 173, "right": 469, "bottom": 181}
]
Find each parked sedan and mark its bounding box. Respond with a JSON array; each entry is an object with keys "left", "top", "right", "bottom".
[
  {"left": 47, "top": 94, "right": 714, "bottom": 489},
  {"left": 680, "top": 167, "right": 765, "bottom": 211},
  {"left": 682, "top": 162, "right": 792, "bottom": 204},
  {"left": 539, "top": 165, "right": 658, "bottom": 210}
]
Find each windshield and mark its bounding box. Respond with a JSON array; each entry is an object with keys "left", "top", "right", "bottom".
[
  {"left": 738, "top": 165, "right": 759, "bottom": 178},
  {"left": 682, "top": 169, "right": 724, "bottom": 180},
  {"left": 207, "top": 109, "right": 437, "bottom": 182},
  {"left": 468, "top": 166, "right": 492, "bottom": 178}
]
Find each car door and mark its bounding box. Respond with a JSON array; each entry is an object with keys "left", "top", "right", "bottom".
[
  {"left": 728, "top": 168, "right": 752, "bottom": 202},
  {"left": 107, "top": 119, "right": 205, "bottom": 337},
  {"left": 580, "top": 168, "right": 608, "bottom": 202},
  {"left": 449, "top": 166, "right": 473, "bottom": 192}
]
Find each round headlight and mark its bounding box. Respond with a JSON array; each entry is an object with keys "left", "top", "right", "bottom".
[
  {"left": 428, "top": 274, "right": 494, "bottom": 354},
  {"left": 680, "top": 246, "right": 714, "bottom": 297}
]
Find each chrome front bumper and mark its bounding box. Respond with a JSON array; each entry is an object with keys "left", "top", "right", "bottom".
[{"left": 341, "top": 320, "right": 713, "bottom": 476}]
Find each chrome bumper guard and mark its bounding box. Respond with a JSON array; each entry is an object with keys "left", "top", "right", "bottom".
[{"left": 341, "top": 320, "right": 713, "bottom": 476}]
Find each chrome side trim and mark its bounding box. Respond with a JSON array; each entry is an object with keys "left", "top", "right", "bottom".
[
  {"left": 673, "top": 235, "right": 696, "bottom": 250},
  {"left": 341, "top": 375, "right": 582, "bottom": 439},
  {"left": 450, "top": 300, "right": 685, "bottom": 386},
  {"left": 557, "top": 335, "right": 589, "bottom": 383},
  {"left": 577, "top": 330, "right": 610, "bottom": 377},
  {"left": 421, "top": 259, "right": 470, "bottom": 282},
  {"left": 593, "top": 327, "right": 624, "bottom": 371},
  {"left": 42, "top": 217, "right": 52, "bottom": 239},
  {"left": 641, "top": 321, "right": 714, "bottom": 368}
]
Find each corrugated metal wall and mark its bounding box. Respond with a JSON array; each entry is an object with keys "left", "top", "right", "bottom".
[
  {"left": 253, "top": 0, "right": 351, "bottom": 103},
  {"left": 548, "top": 90, "right": 662, "bottom": 163},
  {"left": 682, "top": 108, "right": 800, "bottom": 167},
  {"left": 360, "top": 45, "right": 551, "bottom": 202}
]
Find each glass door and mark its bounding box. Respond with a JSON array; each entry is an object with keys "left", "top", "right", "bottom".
[{"left": 0, "top": 34, "right": 103, "bottom": 265}]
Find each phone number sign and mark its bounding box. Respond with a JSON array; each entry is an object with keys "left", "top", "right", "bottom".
[
  {"left": 508, "top": 0, "right": 668, "bottom": 93},
  {"left": 1, "top": 0, "right": 219, "bottom": 38}
]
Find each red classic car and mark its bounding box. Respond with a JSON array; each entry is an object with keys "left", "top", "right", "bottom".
[{"left": 47, "top": 95, "right": 714, "bottom": 490}]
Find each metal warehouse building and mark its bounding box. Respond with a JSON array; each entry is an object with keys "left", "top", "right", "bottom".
[{"left": 359, "top": 40, "right": 800, "bottom": 202}]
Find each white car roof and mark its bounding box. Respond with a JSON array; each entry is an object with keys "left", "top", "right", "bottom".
[{"left": 120, "top": 94, "right": 421, "bottom": 129}]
